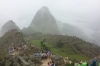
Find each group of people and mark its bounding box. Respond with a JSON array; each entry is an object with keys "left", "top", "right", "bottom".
[
  {"left": 76, "top": 61, "right": 88, "bottom": 66},
  {"left": 76, "top": 60, "right": 99, "bottom": 66},
  {"left": 8, "top": 29, "right": 18, "bottom": 32},
  {"left": 9, "top": 44, "right": 26, "bottom": 53},
  {"left": 48, "top": 61, "right": 56, "bottom": 66},
  {"left": 40, "top": 50, "right": 52, "bottom": 59},
  {"left": 33, "top": 50, "right": 52, "bottom": 59}
]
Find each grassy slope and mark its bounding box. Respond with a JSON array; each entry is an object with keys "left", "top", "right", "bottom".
[{"left": 31, "top": 40, "right": 89, "bottom": 61}]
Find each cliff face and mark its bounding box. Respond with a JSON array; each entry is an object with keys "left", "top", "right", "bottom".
[
  {"left": 0, "top": 20, "right": 20, "bottom": 37},
  {"left": 22, "top": 6, "right": 61, "bottom": 35}
]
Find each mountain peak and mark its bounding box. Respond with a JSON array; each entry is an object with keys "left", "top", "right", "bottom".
[
  {"left": 0, "top": 20, "right": 20, "bottom": 37},
  {"left": 41, "top": 6, "right": 48, "bottom": 9},
  {"left": 8, "top": 20, "right": 13, "bottom": 22},
  {"left": 28, "top": 6, "right": 61, "bottom": 35},
  {"left": 38, "top": 6, "right": 50, "bottom": 14},
  {"left": 6, "top": 20, "right": 15, "bottom": 25}
]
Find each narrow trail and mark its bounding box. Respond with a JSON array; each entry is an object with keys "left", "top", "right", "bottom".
[
  {"left": 10, "top": 51, "right": 52, "bottom": 66},
  {"left": 9, "top": 45, "right": 53, "bottom": 66},
  {"left": 40, "top": 59, "right": 51, "bottom": 66},
  {"left": 9, "top": 51, "right": 19, "bottom": 55}
]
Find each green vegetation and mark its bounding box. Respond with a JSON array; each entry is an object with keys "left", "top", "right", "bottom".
[
  {"left": 31, "top": 40, "right": 89, "bottom": 61},
  {"left": 40, "top": 39, "right": 50, "bottom": 51},
  {"left": 56, "top": 40, "right": 64, "bottom": 48}
]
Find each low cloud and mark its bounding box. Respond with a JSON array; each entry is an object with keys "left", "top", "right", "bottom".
[{"left": 0, "top": 0, "right": 100, "bottom": 44}]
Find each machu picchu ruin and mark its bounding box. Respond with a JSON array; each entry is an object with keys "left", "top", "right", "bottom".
[{"left": 0, "top": 1, "right": 100, "bottom": 66}]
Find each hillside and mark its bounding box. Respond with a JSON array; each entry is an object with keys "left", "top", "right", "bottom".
[
  {"left": 0, "top": 29, "right": 25, "bottom": 61},
  {"left": 25, "top": 34, "right": 100, "bottom": 60}
]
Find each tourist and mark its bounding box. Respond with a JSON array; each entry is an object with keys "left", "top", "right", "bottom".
[
  {"left": 24, "top": 44, "right": 26, "bottom": 48},
  {"left": 47, "top": 51, "right": 51, "bottom": 59},
  {"left": 16, "top": 47, "right": 18, "bottom": 51},
  {"left": 53, "top": 62, "right": 56, "bottom": 66},
  {"left": 90, "top": 60, "right": 97, "bottom": 66},
  {"left": 42, "top": 52, "right": 44, "bottom": 59},
  {"left": 41, "top": 53, "right": 44, "bottom": 58},
  {"left": 75, "top": 62, "right": 78, "bottom": 66},
  {"left": 47, "top": 51, "right": 50, "bottom": 59},
  {"left": 77, "top": 63, "right": 81, "bottom": 66},
  {"left": 44, "top": 52, "right": 47, "bottom": 59},
  {"left": 9, "top": 47, "right": 13, "bottom": 53},
  {"left": 81, "top": 62, "right": 87, "bottom": 66},
  {"left": 98, "top": 63, "right": 100, "bottom": 66},
  {"left": 49, "top": 62, "right": 52, "bottom": 66},
  {"left": 51, "top": 61, "right": 54, "bottom": 66},
  {"left": 77, "top": 61, "right": 82, "bottom": 66},
  {"left": 22, "top": 45, "right": 24, "bottom": 50},
  {"left": 48, "top": 62, "right": 49, "bottom": 66},
  {"left": 86, "top": 61, "right": 89, "bottom": 66},
  {"left": 14, "top": 46, "right": 16, "bottom": 50},
  {"left": 12, "top": 46, "right": 15, "bottom": 51}
]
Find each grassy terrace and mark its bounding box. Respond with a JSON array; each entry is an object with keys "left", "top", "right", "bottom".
[{"left": 31, "top": 40, "right": 90, "bottom": 61}]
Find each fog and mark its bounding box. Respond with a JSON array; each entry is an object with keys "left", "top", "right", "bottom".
[{"left": 0, "top": 0, "right": 100, "bottom": 44}]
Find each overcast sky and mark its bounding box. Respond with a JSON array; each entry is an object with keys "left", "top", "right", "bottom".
[{"left": 0, "top": 0, "right": 100, "bottom": 39}]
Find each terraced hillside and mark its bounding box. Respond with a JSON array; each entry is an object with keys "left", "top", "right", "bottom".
[
  {"left": 25, "top": 34, "right": 100, "bottom": 60},
  {"left": 30, "top": 40, "right": 89, "bottom": 61}
]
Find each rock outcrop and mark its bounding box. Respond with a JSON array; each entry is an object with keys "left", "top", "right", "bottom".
[{"left": 0, "top": 29, "right": 26, "bottom": 62}]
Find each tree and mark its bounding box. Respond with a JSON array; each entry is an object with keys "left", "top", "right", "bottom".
[
  {"left": 56, "top": 40, "right": 64, "bottom": 48},
  {"left": 40, "top": 39, "right": 50, "bottom": 51},
  {"left": 40, "top": 39, "right": 47, "bottom": 50}
]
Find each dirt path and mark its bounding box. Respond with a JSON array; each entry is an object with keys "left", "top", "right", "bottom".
[
  {"left": 40, "top": 59, "right": 51, "bottom": 66},
  {"left": 9, "top": 51, "right": 19, "bottom": 55}
]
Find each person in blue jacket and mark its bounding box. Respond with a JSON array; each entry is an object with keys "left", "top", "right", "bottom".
[{"left": 90, "top": 60, "right": 97, "bottom": 66}]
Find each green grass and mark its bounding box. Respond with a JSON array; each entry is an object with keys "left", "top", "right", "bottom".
[{"left": 31, "top": 40, "right": 90, "bottom": 61}]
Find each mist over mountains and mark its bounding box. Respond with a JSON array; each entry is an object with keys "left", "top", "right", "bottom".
[
  {"left": 57, "top": 21, "right": 98, "bottom": 44},
  {"left": 22, "top": 6, "right": 61, "bottom": 35},
  {"left": 0, "top": 6, "right": 99, "bottom": 45}
]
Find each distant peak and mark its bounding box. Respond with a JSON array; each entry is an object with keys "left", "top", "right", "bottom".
[
  {"left": 38, "top": 6, "right": 50, "bottom": 13},
  {"left": 41, "top": 6, "right": 48, "bottom": 9},
  {"left": 8, "top": 20, "right": 13, "bottom": 22},
  {"left": 7, "top": 20, "right": 15, "bottom": 24}
]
